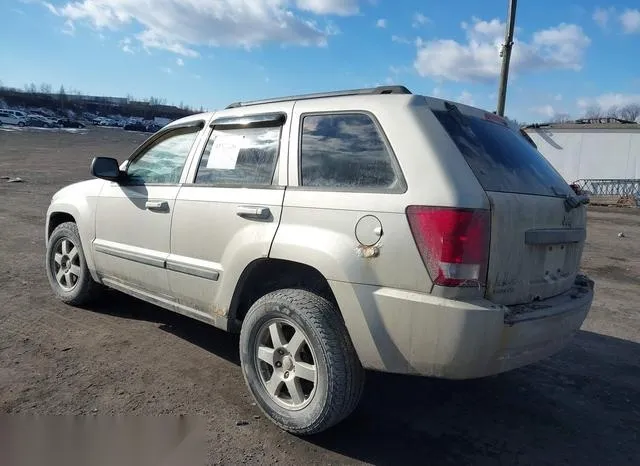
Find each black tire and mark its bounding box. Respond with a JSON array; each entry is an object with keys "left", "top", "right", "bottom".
[
  {"left": 46, "top": 222, "right": 101, "bottom": 306},
  {"left": 18, "top": 121, "right": 25, "bottom": 127},
  {"left": 240, "top": 289, "right": 365, "bottom": 435}
]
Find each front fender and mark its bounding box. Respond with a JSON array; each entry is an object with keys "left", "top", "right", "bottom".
[{"left": 46, "top": 180, "right": 104, "bottom": 282}]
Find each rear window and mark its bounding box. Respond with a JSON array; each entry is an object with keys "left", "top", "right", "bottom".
[{"left": 433, "top": 108, "right": 571, "bottom": 197}]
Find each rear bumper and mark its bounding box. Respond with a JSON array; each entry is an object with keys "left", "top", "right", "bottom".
[{"left": 331, "top": 276, "right": 594, "bottom": 379}]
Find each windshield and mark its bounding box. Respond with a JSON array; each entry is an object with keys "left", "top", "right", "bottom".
[{"left": 433, "top": 108, "right": 571, "bottom": 197}]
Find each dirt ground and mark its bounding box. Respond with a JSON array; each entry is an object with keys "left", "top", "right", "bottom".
[{"left": 1, "top": 127, "right": 639, "bottom": 465}]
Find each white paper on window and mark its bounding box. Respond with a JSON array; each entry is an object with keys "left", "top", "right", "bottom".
[{"left": 207, "top": 135, "right": 242, "bottom": 169}]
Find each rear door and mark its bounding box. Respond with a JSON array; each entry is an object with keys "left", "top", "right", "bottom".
[
  {"left": 167, "top": 104, "right": 292, "bottom": 317},
  {"left": 429, "top": 100, "right": 586, "bottom": 305}
]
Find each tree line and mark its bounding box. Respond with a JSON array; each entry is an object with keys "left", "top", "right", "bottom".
[
  {"left": 0, "top": 81, "right": 202, "bottom": 120},
  {"left": 581, "top": 103, "right": 640, "bottom": 123}
]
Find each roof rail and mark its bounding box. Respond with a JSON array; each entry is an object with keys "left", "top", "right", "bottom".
[{"left": 225, "top": 85, "right": 412, "bottom": 109}]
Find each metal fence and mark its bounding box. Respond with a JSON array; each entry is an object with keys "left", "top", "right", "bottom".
[{"left": 573, "top": 179, "right": 640, "bottom": 207}]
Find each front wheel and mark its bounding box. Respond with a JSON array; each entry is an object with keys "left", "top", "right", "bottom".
[
  {"left": 17, "top": 121, "right": 25, "bottom": 127},
  {"left": 240, "top": 289, "right": 364, "bottom": 435},
  {"left": 46, "top": 222, "right": 101, "bottom": 306}
]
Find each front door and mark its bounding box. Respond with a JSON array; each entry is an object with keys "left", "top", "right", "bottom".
[
  {"left": 167, "top": 104, "right": 292, "bottom": 318},
  {"left": 93, "top": 123, "right": 204, "bottom": 296}
]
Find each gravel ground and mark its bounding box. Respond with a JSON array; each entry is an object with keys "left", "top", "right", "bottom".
[{"left": 1, "top": 127, "right": 639, "bottom": 465}]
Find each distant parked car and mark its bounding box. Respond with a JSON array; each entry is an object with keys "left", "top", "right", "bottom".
[
  {"left": 25, "top": 116, "right": 55, "bottom": 128},
  {"left": 0, "top": 110, "right": 26, "bottom": 126},
  {"left": 58, "top": 118, "right": 86, "bottom": 128},
  {"left": 123, "top": 121, "right": 147, "bottom": 132},
  {"left": 144, "top": 123, "right": 162, "bottom": 133},
  {"left": 4, "top": 109, "right": 28, "bottom": 119},
  {"left": 98, "top": 118, "right": 117, "bottom": 127}
]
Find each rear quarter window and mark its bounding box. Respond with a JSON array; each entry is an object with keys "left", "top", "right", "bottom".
[
  {"left": 433, "top": 108, "right": 571, "bottom": 197},
  {"left": 299, "top": 113, "right": 402, "bottom": 191}
]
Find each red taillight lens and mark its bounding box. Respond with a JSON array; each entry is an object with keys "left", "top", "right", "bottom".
[{"left": 406, "top": 206, "right": 490, "bottom": 287}]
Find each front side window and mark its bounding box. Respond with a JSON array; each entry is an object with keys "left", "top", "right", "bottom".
[
  {"left": 300, "top": 113, "right": 399, "bottom": 190},
  {"left": 126, "top": 127, "right": 199, "bottom": 184},
  {"left": 194, "top": 126, "right": 280, "bottom": 186}
]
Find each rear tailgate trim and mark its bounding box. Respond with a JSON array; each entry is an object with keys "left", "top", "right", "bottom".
[{"left": 525, "top": 228, "right": 586, "bottom": 245}]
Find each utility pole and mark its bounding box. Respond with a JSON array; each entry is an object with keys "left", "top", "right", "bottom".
[{"left": 496, "top": 0, "right": 517, "bottom": 116}]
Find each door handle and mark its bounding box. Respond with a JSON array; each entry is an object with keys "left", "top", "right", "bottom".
[
  {"left": 145, "top": 200, "right": 169, "bottom": 212},
  {"left": 236, "top": 205, "right": 271, "bottom": 220}
]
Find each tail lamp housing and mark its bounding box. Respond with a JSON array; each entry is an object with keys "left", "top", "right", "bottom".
[{"left": 406, "top": 206, "right": 490, "bottom": 287}]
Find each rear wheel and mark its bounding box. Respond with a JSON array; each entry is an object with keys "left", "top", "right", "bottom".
[
  {"left": 240, "top": 289, "right": 364, "bottom": 435},
  {"left": 46, "top": 222, "right": 101, "bottom": 306},
  {"left": 17, "top": 121, "right": 25, "bottom": 127}
]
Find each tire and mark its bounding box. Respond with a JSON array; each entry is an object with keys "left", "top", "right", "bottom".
[
  {"left": 239, "top": 289, "right": 365, "bottom": 435},
  {"left": 46, "top": 222, "right": 101, "bottom": 306},
  {"left": 18, "top": 121, "right": 25, "bottom": 127}
]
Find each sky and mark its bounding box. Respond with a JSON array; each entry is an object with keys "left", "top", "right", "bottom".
[{"left": 1, "top": 0, "right": 639, "bottom": 122}]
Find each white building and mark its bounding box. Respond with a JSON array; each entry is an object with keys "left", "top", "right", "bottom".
[{"left": 524, "top": 121, "right": 640, "bottom": 183}]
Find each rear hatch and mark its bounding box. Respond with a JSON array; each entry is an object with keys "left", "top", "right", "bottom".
[{"left": 430, "top": 100, "right": 587, "bottom": 306}]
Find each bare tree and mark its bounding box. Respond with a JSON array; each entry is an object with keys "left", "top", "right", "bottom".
[
  {"left": 619, "top": 103, "right": 640, "bottom": 122},
  {"left": 40, "top": 83, "right": 52, "bottom": 94},
  {"left": 584, "top": 105, "right": 603, "bottom": 119},
  {"left": 551, "top": 113, "right": 572, "bottom": 123},
  {"left": 606, "top": 105, "right": 620, "bottom": 118},
  {"left": 59, "top": 85, "right": 67, "bottom": 109},
  {"left": 25, "top": 82, "right": 38, "bottom": 94}
]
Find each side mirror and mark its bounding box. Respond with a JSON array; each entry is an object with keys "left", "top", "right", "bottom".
[{"left": 90, "top": 157, "right": 122, "bottom": 181}]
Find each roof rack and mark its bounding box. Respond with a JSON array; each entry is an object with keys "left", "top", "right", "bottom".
[{"left": 225, "top": 85, "right": 412, "bottom": 109}]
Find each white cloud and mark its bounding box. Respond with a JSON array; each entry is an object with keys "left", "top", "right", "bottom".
[
  {"left": 176, "top": 57, "right": 184, "bottom": 66},
  {"left": 62, "top": 19, "right": 75, "bottom": 35},
  {"left": 295, "top": 0, "right": 359, "bottom": 15},
  {"left": 43, "top": 0, "right": 353, "bottom": 56},
  {"left": 554, "top": 93, "right": 563, "bottom": 101},
  {"left": 391, "top": 35, "right": 411, "bottom": 44},
  {"left": 414, "top": 18, "right": 590, "bottom": 83},
  {"left": 457, "top": 90, "right": 475, "bottom": 106},
  {"left": 120, "top": 37, "right": 134, "bottom": 53},
  {"left": 412, "top": 12, "right": 431, "bottom": 28},
  {"left": 593, "top": 7, "right": 615, "bottom": 29},
  {"left": 620, "top": 9, "right": 640, "bottom": 33},
  {"left": 376, "top": 18, "right": 386, "bottom": 28},
  {"left": 532, "top": 104, "right": 556, "bottom": 118},
  {"left": 530, "top": 105, "right": 571, "bottom": 122},
  {"left": 432, "top": 87, "right": 443, "bottom": 97},
  {"left": 42, "top": 1, "right": 57, "bottom": 14},
  {"left": 162, "top": 67, "right": 173, "bottom": 74}
]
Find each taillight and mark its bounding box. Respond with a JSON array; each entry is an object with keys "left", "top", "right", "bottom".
[{"left": 406, "top": 206, "right": 490, "bottom": 287}]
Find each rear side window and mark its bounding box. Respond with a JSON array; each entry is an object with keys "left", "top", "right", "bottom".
[
  {"left": 300, "top": 113, "right": 399, "bottom": 190},
  {"left": 195, "top": 126, "right": 280, "bottom": 186},
  {"left": 433, "top": 108, "right": 571, "bottom": 197}
]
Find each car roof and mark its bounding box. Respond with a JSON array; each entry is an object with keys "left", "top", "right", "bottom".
[{"left": 225, "top": 85, "right": 411, "bottom": 109}]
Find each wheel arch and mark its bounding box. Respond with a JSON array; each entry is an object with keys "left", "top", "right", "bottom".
[
  {"left": 47, "top": 211, "right": 76, "bottom": 239},
  {"left": 46, "top": 202, "right": 100, "bottom": 282},
  {"left": 228, "top": 258, "right": 339, "bottom": 330}
]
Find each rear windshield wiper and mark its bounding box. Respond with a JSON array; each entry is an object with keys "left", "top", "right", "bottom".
[
  {"left": 564, "top": 193, "right": 590, "bottom": 211},
  {"left": 444, "top": 101, "right": 467, "bottom": 127}
]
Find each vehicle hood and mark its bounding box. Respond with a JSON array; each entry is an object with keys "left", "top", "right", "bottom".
[{"left": 51, "top": 179, "right": 104, "bottom": 202}]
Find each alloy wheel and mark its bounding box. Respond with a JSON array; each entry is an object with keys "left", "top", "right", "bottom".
[{"left": 255, "top": 318, "right": 318, "bottom": 410}]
